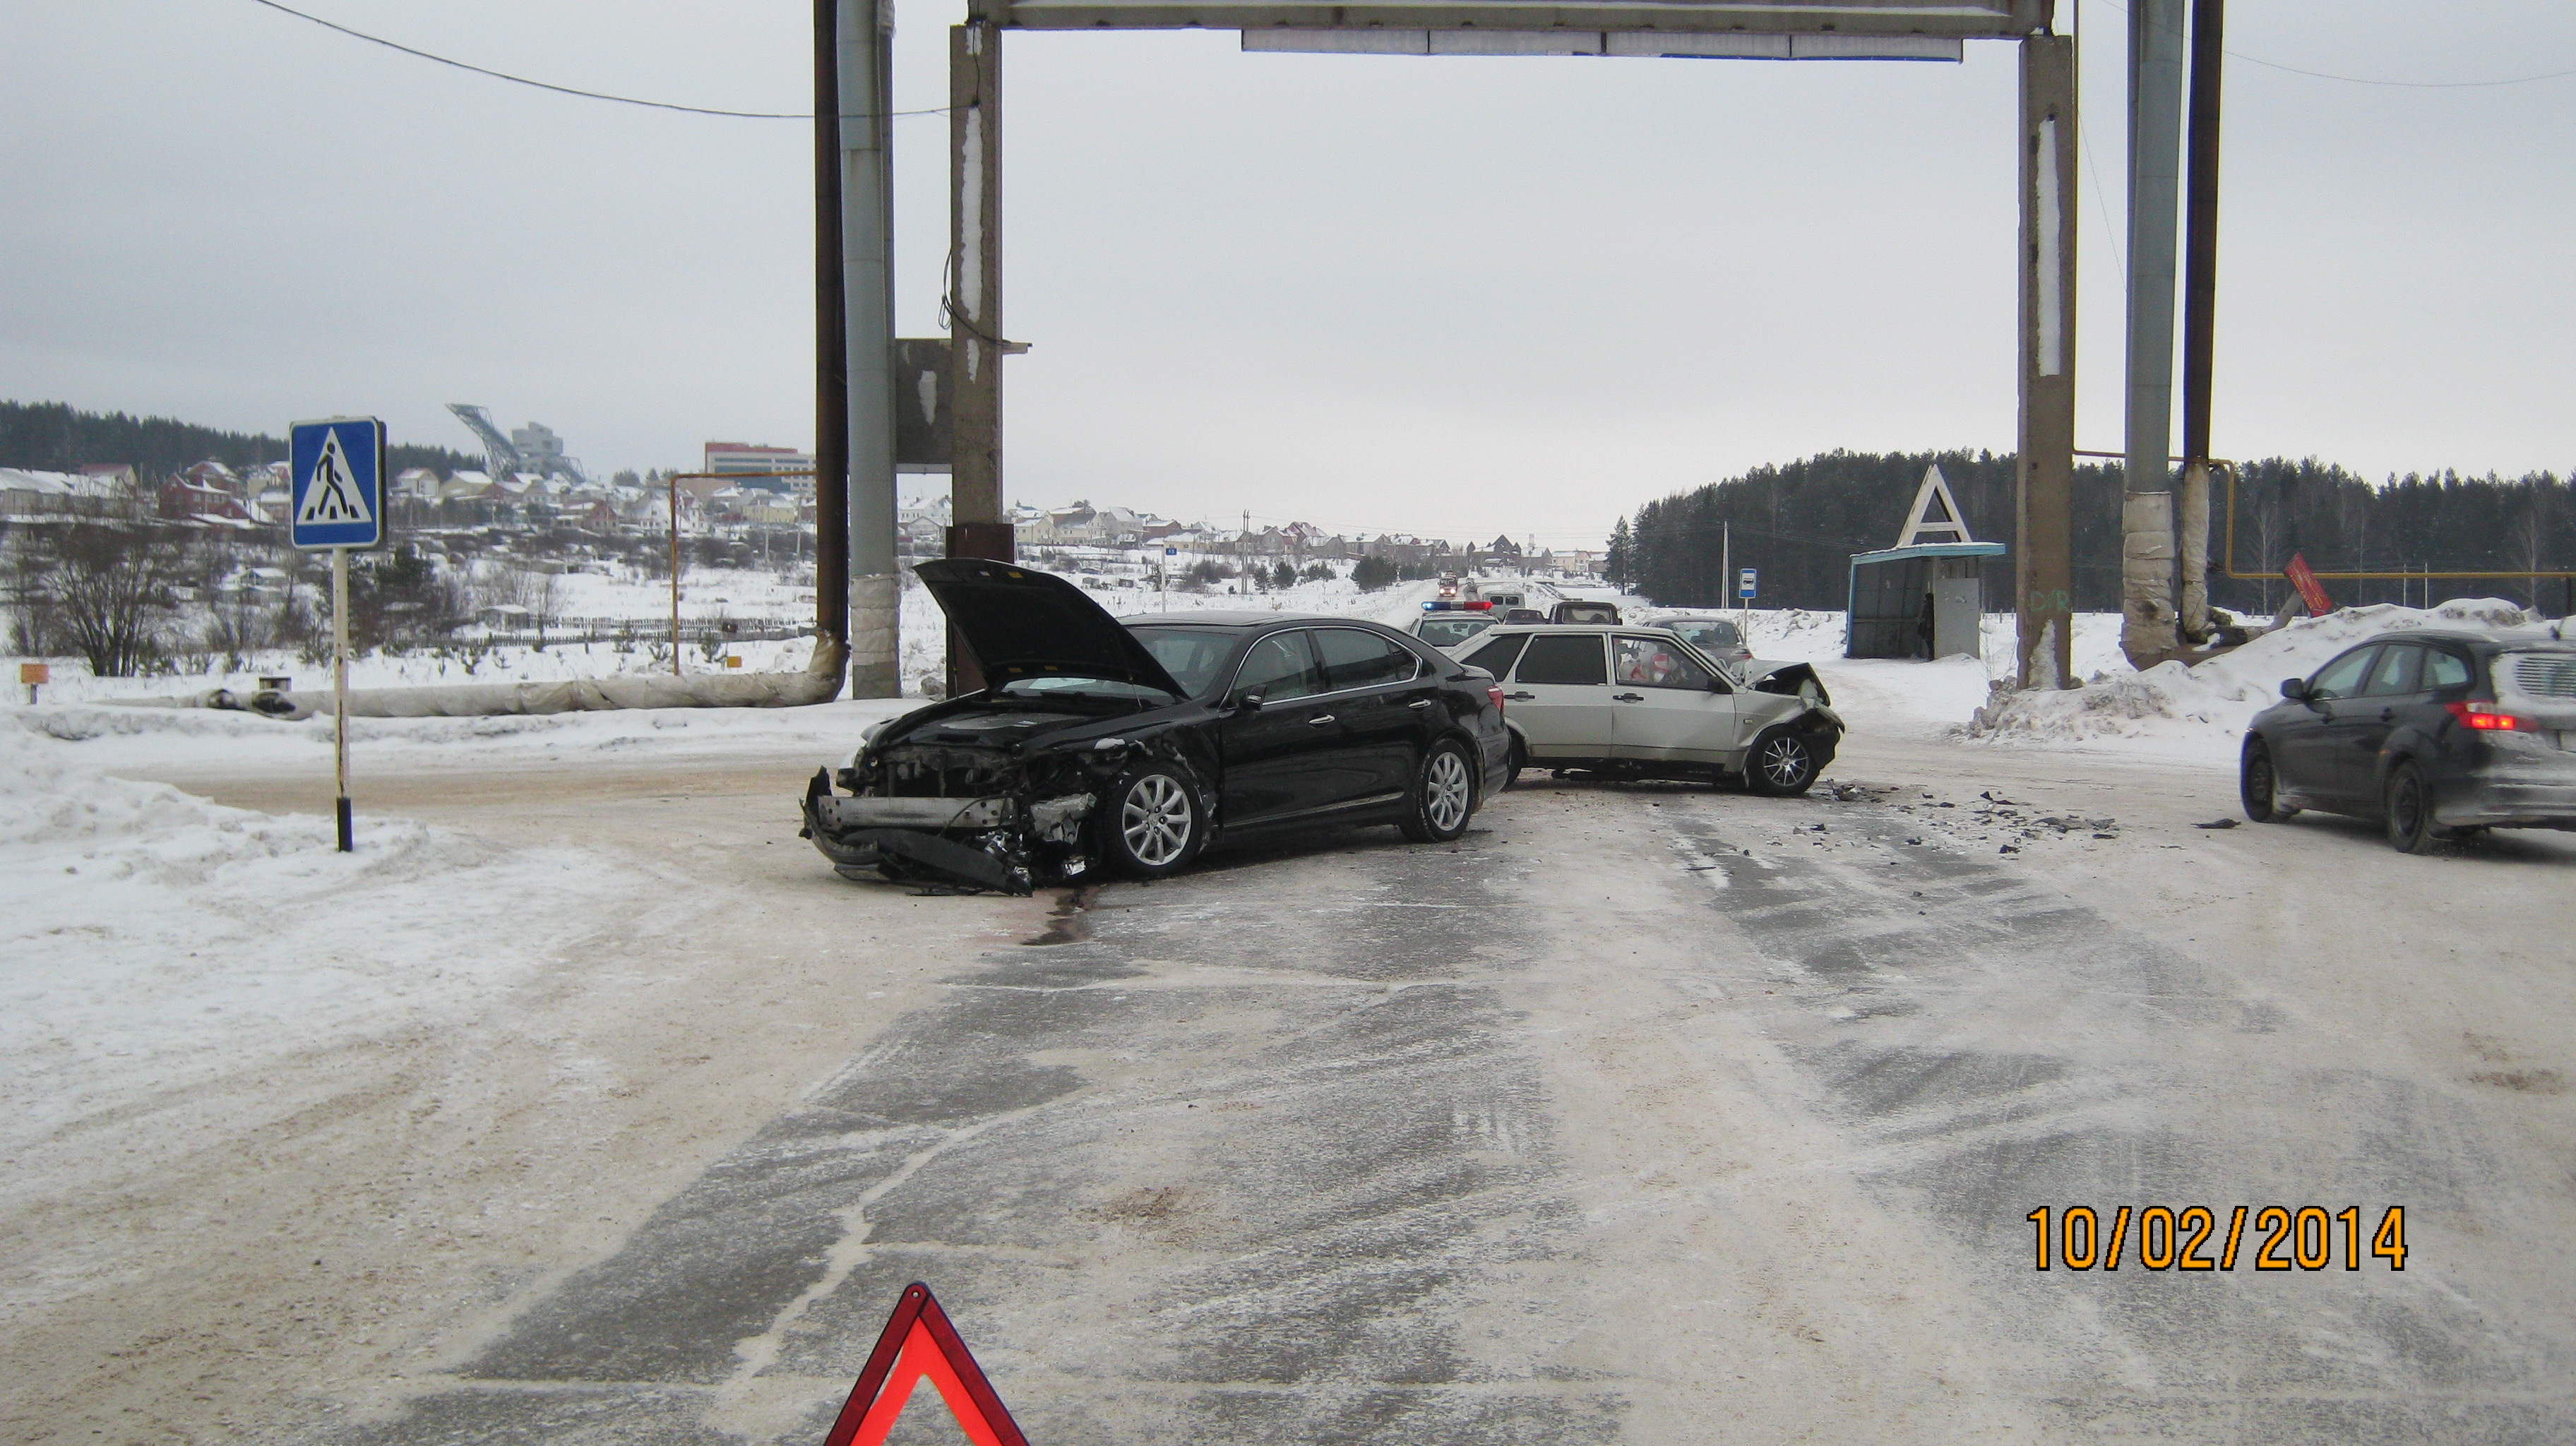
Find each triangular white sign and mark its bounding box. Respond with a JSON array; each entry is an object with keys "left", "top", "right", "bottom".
[
  {"left": 1895, "top": 464, "right": 1973, "bottom": 548},
  {"left": 297, "top": 429, "right": 375, "bottom": 527}
]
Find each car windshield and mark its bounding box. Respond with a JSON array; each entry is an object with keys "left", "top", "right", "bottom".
[
  {"left": 1415, "top": 616, "right": 1497, "bottom": 647},
  {"left": 1124, "top": 626, "right": 1237, "bottom": 698},
  {"left": 997, "top": 675, "right": 1176, "bottom": 703}
]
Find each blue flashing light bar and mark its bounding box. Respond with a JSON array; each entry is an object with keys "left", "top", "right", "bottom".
[{"left": 1420, "top": 599, "right": 1493, "bottom": 612}]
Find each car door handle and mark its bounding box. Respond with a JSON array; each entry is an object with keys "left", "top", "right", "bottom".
[
  {"left": 1407, "top": 698, "right": 1436, "bottom": 710},
  {"left": 1613, "top": 692, "right": 1645, "bottom": 703},
  {"left": 1305, "top": 713, "right": 1336, "bottom": 726},
  {"left": 2379, "top": 707, "right": 2395, "bottom": 722},
  {"left": 1504, "top": 691, "right": 1536, "bottom": 701}
]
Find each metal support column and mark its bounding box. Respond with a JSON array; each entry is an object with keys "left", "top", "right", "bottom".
[
  {"left": 945, "top": 18, "right": 1013, "bottom": 696},
  {"left": 2121, "top": 0, "right": 2186, "bottom": 666},
  {"left": 2176, "top": 0, "right": 2225, "bottom": 643},
  {"left": 840, "top": 0, "right": 900, "bottom": 698},
  {"left": 2017, "top": 33, "right": 2077, "bottom": 689},
  {"left": 813, "top": 0, "right": 849, "bottom": 674}
]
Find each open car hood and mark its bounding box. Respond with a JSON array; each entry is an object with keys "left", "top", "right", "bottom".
[
  {"left": 912, "top": 558, "right": 1188, "bottom": 697},
  {"left": 1741, "top": 659, "right": 1831, "bottom": 707}
]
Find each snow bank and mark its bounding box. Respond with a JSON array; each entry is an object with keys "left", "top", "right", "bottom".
[
  {"left": 1956, "top": 599, "right": 2541, "bottom": 765},
  {"left": 0, "top": 727, "right": 647, "bottom": 1223}
]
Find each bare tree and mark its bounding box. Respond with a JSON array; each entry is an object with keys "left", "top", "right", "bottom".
[
  {"left": 2509, "top": 488, "right": 2558, "bottom": 613},
  {"left": 473, "top": 561, "right": 564, "bottom": 645},
  {"left": 7, "top": 520, "right": 194, "bottom": 677}
]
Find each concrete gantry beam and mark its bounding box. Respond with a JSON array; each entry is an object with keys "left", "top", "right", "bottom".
[
  {"left": 984, "top": 0, "right": 2052, "bottom": 34},
  {"left": 2016, "top": 33, "right": 2077, "bottom": 690}
]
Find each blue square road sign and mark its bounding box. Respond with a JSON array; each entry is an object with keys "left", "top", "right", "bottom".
[
  {"left": 289, "top": 417, "right": 386, "bottom": 550},
  {"left": 1738, "top": 567, "right": 1757, "bottom": 599}
]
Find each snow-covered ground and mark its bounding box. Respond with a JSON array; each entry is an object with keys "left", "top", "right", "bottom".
[{"left": 0, "top": 724, "right": 659, "bottom": 1239}]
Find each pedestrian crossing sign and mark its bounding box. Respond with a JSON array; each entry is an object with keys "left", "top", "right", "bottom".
[{"left": 290, "top": 417, "right": 385, "bottom": 549}]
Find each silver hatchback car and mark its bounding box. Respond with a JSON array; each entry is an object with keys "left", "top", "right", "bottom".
[{"left": 1453, "top": 624, "right": 1844, "bottom": 794}]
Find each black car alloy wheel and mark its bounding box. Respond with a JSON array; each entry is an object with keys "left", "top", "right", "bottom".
[
  {"left": 2241, "top": 739, "right": 2296, "bottom": 823},
  {"left": 2384, "top": 760, "right": 2439, "bottom": 855},
  {"left": 1401, "top": 740, "right": 1477, "bottom": 843},
  {"left": 1746, "top": 728, "right": 1819, "bottom": 796},
  {"left": 1100, "top": 767, "right": 1203, "bottom": 878}
]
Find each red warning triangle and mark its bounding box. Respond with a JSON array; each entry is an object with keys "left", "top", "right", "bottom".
[{"left": 821, "top": 1282, "right": 1030, "bottom": 1446}]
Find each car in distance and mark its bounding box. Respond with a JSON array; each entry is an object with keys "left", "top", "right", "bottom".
[
  {"left": 2240, "top": 629, "right": 2576, "bottom": 852},
  {"left": 801, "top": 559, "right": 1515, "bottom": 892},
  {"left": 1410, "top": 598, "right": 1501, "bottom": 651},
  {"left": 1549, "top": 599, "right": 1623, "bottom": 625},
  {"left": 1455, "top": 624, "right": 1844, "bottom": 795},
  {"left": 1654, "top": 614, "right": 1754, "bottom": 671}
]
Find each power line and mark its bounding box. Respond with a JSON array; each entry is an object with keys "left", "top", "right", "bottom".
[
  {"left": 2226, "top": 52, "right": 2576, "bottom": 90},
  {"left": 2081, "top": 0, "right": 2575, "bottom": 90},
  {"left": 242, "top": 0, "right": 951, "bottom": 120}
]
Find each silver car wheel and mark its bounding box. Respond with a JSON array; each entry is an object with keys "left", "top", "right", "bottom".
[
  {"left": 1759, "top": 735, "right": 1810, "bottom": 789},
  {"left": 1426, "top": 748, "right": 1472, "bottom": 832},
  {"left": 1121, "top": 774, "right": 1192, "bottom": 866}
]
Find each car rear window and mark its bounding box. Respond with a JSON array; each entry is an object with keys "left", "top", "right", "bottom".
[
  {"left": 1414, "top": 616, "right": 1496, "bottom": 648},
  {"left": 1462, "top": 633, "right": 1530, "bottom": 678},
  {"left": 1314, "top": 628, "right": 1418, "bottom": 691},
  {"left": 1515, "top": 634, "right": 1607, "bottom": 686},
  {"left": 2500, "top": 650, "right": 2576, "bottom": 700},
  {"left": 2426, "top": 650, "right": 2471, "bottom": 689}
]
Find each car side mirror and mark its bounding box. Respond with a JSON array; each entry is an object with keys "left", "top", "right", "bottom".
[
  {"left": 1234, "top": 690, "right": 1265, "bottom": 713},
  {"left": 2279, "top": 677, "right": 2310, "bottom": 702}
]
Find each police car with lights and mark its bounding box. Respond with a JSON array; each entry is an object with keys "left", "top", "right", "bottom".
[{"left": 1410, "top": 598, "right": 1503, "bottom": 651}]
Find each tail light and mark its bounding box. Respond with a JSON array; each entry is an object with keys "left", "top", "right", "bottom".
[
  {"left": 1488, "top": 685, "right": 1505, "bottom": 712},
  {"left": 2445, "top": 700, "right": 2534, "bottom": 732}
]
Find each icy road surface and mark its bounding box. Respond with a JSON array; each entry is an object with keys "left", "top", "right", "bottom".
[{"left": 5, "top": 657, "right": 2572, "bottom": 1444}]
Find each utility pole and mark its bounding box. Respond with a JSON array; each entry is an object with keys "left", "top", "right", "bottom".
[
  {"left": 839, "top": 0, "right": 899, "bottom": 696},
  {"left": 1721, "top": 520, "right": 1731, "bottom": 621},
  {"left": 2017, "top": 32, "right": 2078, "bottom": 688},
  {"left": 813, "top": 0, "right": 848, "bottom": 679},
  {"left": 944, "top": 17, "right": 1012, "bottom": 694},
  {"left": 2176, "top": 0, "right": 2226, "bottom": 644},
  {"left": 2121, "top": 0, "right": 2188, "bottom": 667}
]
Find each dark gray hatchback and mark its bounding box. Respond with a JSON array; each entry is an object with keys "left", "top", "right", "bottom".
[{"left": 2240, "top": 629, "right": 2576, "bottom": 851}]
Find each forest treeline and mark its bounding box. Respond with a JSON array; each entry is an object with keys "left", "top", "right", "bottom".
[
  {"left": 1, "top": 400, "right": 477, "bottom": 482},
  {"left": 1606, "top": 450, "right": 2575, "bottom": 616}
]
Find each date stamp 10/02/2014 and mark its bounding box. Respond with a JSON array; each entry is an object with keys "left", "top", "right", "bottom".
[{"left": 2026, "top": 1206, "right": 2408, "bottom": 1272}]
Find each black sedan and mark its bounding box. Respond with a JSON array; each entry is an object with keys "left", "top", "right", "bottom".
[
  {"left": 2240, "top": 628, "right": 2576, "bottom": 852},
  {"left": 801, "top": 559, "right": 1515, "bottom": 892}
]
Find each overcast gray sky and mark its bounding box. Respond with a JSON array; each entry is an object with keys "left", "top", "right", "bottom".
[{"left": 4, "top": 1, "right": 2570, "bottom": 545}]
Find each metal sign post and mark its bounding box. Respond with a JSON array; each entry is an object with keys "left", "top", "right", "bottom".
[
  {"left": 1739, "top": 566, "right": 1757, "bottom": 629},
  {"left": 289, "top": 417, "right": 386, "bottom": 854}
]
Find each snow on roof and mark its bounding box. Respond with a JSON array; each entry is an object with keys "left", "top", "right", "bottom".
[{"left": 0, "top": 468, "right": 81, "bottom": 495}]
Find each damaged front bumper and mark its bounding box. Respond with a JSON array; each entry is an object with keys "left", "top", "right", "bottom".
[{"left": 799, "top": 771, "right": 1097, "bottom": 895}]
